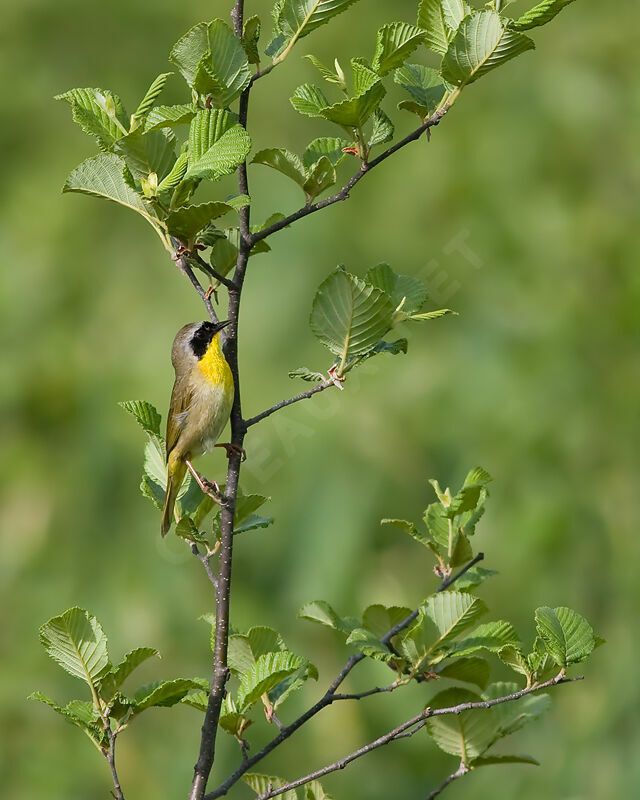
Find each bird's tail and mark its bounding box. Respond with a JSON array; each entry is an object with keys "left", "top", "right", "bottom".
[{"left": 161, "top": 455, "right": 186, "bottom": 537}]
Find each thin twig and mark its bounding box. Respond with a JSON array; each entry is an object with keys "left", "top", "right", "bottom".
[
  {"left": 102, "top": 724, "right": 125, "bottom": 800},
  {"left": 173, "top": 250, "right": 218, "bottom": 324},
  {"left": 425, "top": 763, "right": 469, "bottom": 800},
  {"left": 204, "top": 553, "right": 486, "bottom": 799},
  {"left": 192, "top": 544, "right": 219, "bottom": 591},
  {"left": 253, "top": 673, "right": 581, "bottom": 800},
  {"left": 244, "top": 379, "right": 333, "bottom": 428},
  {"left": 250, "top": 104, "right": 452, "bottom": 248},
  {"left": 189, "top": 251, "right": 237, "bottom": 291}
]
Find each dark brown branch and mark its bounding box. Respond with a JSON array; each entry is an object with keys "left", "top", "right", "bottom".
[
  {"left": 189, "top": 251, "right": 237, "bottom": 291},
  {"left": 253, "top": 673, "right": 581, "bottom": 800},
  {"left": 204, "top": 553, "right": 486, "bottom": 800},
  {"left": 173, "top": 251, "right": 218, "bottom": 323},
  {"left": 188, "top": 4, "right": 250, "bottom": 794},
  {"left": 250, "top": 104, "right": 452, "bottom": 248},
  {"left": 102, "top": 724, "right": 125, "bottom": 800},
  {"left": 425, "top": 763, "right": 468, "bottom": 800},
  {"left": 244, "top": 378, "right": 334, "bottom": 428}
]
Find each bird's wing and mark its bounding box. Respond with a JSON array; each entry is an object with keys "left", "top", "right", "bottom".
[{"left": 165, "top": 376, "right": 195, "bottom": 459}]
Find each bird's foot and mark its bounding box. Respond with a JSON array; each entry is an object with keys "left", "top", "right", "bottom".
[
  {"left": 215, "top": 442, "right": 247, "bottom": 462},
  {"left": 185, "top": 459, "right": 224, "bottom": 503}
]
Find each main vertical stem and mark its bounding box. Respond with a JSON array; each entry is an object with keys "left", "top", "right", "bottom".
[{"left": 188, "top": 5, "right": 249, "bottom": 799}]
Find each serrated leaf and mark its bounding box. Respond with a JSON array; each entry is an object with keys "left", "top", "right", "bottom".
[
  {"left": 242, "top": 15, "right": 262, "bottom": 64},
  {"left": 99, "top": 647, "right": 159, "bottom": 699},
  {"left": 132, "top": 73, "right": 172, "bottom": 121},
  {"left": 252, "top": 148, "right": 307, "bottom": 187},
  {"left": 170, "top": 21, "right": 250, "bottom": 105},
  {"left": 417, "top": 0, "right": 470, "bottom": 56},
  {"left": 269, "top": 0, "right": 362, "bottom": 57},
  {"left": 369, "top": 108, "right": 394, "bottom": 148},
  {"left": 228, "top": 626, "right": 286, "bottom": 676},
  {"left": 483, "top": 682, "right": 551, "bottom": 736},
  {"left": 305, "top": 781, "right": 334, "bottom": 800},
  {"left": 346, "top": 628, "right": 394, "bottom": 661},
  {"left": 424, "top": 502, "right": 451, "bottom": 550},
  {"left": 395, "top": 64, "right": 446, "bottom": 119},
  {"left": 427, "top": 688, "right": 496, "bottom": 759},
  {"left": 437, "top": 656, "right": 490, "bottom": 689},
  {"left": 320, "top": 81, "right": 386, "bottom": 129},
  {"left": 132, "top": 679, "right": 202, "bottom": 712},
  {"left": 535, "top": 607, "right": 595, "bottom": 667},
  {"left": 310, "top": 269, "right": 395, "bottom": 368},
  {"left": 186, "top": 109, "right": 251, "bottom": 180},
  {"left": 29, "top": 692, "right": 106, "bottom": 748},
  {"left": 362, "top": 604, "right": 413, "bottom": 639},
  {"left": 306, "top": 54, "right": 347, "bottom": 89},
  {"left": 454, "top": 621, "right": 521, "bottom": 656},
  {"left": 290, "top": 83, "right": 330, "bottom": 116},
  {"left": 365, "top": 263, "right": 427, "bottom": 315},
  {"left": 158, "top": 152, "right": 188, "bottom": 193},
  {"left": 372, "top": 22, "right": 425, "bottom": 76},
  {"left": 303, "top": 137, "right": 350, "bottom": 169},
  {"left": 464, "top": 466, "right": 493, "bottom": 487},
  {"left": 425, "top": 592, "right": 488, "bottom": 652},
  {"left": 63, "top": 154, "right": 163, "bottom": 236},
  {"left": 442, "top": 11, "right": 535, "bottom": 89},
  {"left": 236, "top": 652, "right": 306, "bottom": 711},
  {"left": 510, "top": 0, "right": 577, "bottom": 31},
  {"left": 114, "top": 129, "right": 176, "bottom": 183},
  {"left": 145, "top": 104, "right": 196, "bottom": 132},
  {"left": 407, "top": 308, "right": 456, "bottom": 321},
  {"left": 144, "top": 436, "right": 167, "bottom": 488},
  {"left": 119, "top": 400, "right": 161, "bottom": 436},
  {"left": 242, "top": 774, "right": 298, "bottom": 800},
  {"left": 298, "top": 600, "right": 358, "bottom": 635},
  {"left": 454, "top": 566, "right": 498, "bottom": 591},
  {"left": 498, "top": 645, "right": 532, "bottom": 680},
  {"left": 140, "top": 474, "right": 165, "bottom": 509},
  {"left": 303, "top": 156, "right": 336, "bottom": 200},
  {"left": 39, "top": 608, "right": 110, "bottom": 686},
  {"left": 166, "top": 201, "right": 236, "bottom": 241},
  {"left": 289, "top": 367, "right": 325, "bottom": 382},
  {"left": 56, "top": 87, "right": 127, "bottom": 147},
  {"left": 269, "top": 661, "right": 318, "bottom": 708}
]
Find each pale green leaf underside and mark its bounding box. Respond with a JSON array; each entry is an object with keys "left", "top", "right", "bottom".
[
  {"left": 39, "top": 607, "right": 110, "bottom": 685},
  {"left": 510, "top": 0, "right": 577, "bottom": 31}
]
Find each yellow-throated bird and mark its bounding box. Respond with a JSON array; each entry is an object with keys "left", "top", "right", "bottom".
[{"left": 160, "top": 320, "right": 235, "bottom": 536}]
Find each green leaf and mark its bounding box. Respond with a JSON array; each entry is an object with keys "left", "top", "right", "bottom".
[
  {"left": 510, "top": 0, "right": 577, "bottom": 31},
  {"left": 170, "top": 20, "right": 250, "bottom": 105},
  {"left": 417, "top": 0, "right": 470, "bottom": 56},
  {"left": 464, "top": 466, "right": 493, "bottom": 487},
  {"left": 269, "top": 0, "right": 362, "bottom": 57},
  {"left": 158, "top": 153, "right": 189, "bottom": 193},
  {"left": 289, "top": 367, "right": 326, "bottom": 382},
  {"left": 395, "top": 64, "right": 446, "bottom": 119},
  {"left": 63, "top": 154, "right": 163, "bottom": 236},
  {"left": 424, "top": 502, "right": 451, "bottom": 550},
  {"left": 290, "top": 84, "right": 330, "bottom": 116},
  {"left": 39, "top": 608, "right": 110, "bottom": 687},
  {"left": 305, "top": 781, "right": 334, "bottom": 800},
  {"left": 454, "top": 621, "right": 521, "bottom": 656},
  {"left": 29, "top": 692, "right": 106, "bottom": 749},
  {"left": 310, "top": 269, "right": 395, "bottom": 368},
  {"left": 365, "top": 263, "right": 427, "bottom": 314},
  {"left": 346, "top": 627, "right": 394, "bottom": 661},
  {"left": 144, "top": 436, "right": 167, "bottom": 488},
  {"left": 298, "top": 600, "right": 358, "bottom": 634},
  {"left": 303, "top": 156, "right": 336, "bottom": 201},
  {"left": 442, "top": 11, "right": 535, "bottom": 89},
  {"left": 407, "top": 308, "right": 456, "bottom": 322},
  {"left": 498, "top": 645, "right": 532, "bottom": 680},
  {"left": 119, "top": 400, "right": 161, "bottom": 437},
  {"left": 473, "top": 754, "right": 540, "bottom": 767},
  {"left": 269, "top": 660, "right": 318, "bottom": 708},
  {"left": 242, "top": 15, "right": 262, "bottom": 64},
  {"left": 236, "top": 652, "right": 306, "bottom": 711},
  {"left": 145, "top": 104, "right": 196, "bottom": 132},
  {"left": 534, "top": 607, "right": 595, "bottom": 667},
  {"left": 252, "top": 148, "right": 307, "bottom": 187},
  {"left": 303, "top": 137, "right": 349, "bottom": 169},
  {"left": 425, "top": 591, "right": 488, "bottom": 652},
  {"left": 166, "top": 201, "right": 236, "bottom": 241},
  {"left": 306, "top": 54, "right": 348, "bottom": 89},
  {"left": 368, "top": 109, "right": 394, "bottom": 148},
  {"left": 56, "top": 87, "right": 127, "bottom": 148},
  {"left": 483, "top": 682, "right": 551, "bottom": 736},
  {"left": 228, "top": 626, "right": 286, "bottom": 676},
  {"left": 426, "top": 688, "right": 496, "bottom": 759},
  {"left": 114, "top": 129, "right": 176, "bottom": 183},
  {"left": 242, "top": 774, "right": 298, "bottom": 800},
  {"left": 372, "top": 22, "right": 425, "bottom": 76},
  {"left": 320, "top": 81, "right": 386, "bottom": 129},
  {"left": 362, "top": 604, "right": 413, "bottom": 639},
  {"left": 99, "top": 647, "right": 159, "bottom": 699},
  {"left": 453, "top": 566, "right": 498, "bottom": 591},
  {"left": 132, "top": 678, "right": 202, "bottom": 712},
  {"left": 132, "top": 73, "right": 172, "bottom": 122},
  {"left": 185, "top": 109, "right": 251, "bottom": 180},
  {"left": 437, "top": 656, "right": 490, "bottom": 689}
]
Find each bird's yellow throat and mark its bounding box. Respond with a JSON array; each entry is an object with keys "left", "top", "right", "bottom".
[{"left": 198, "top": 332, "right": 233, "bottom": 390}]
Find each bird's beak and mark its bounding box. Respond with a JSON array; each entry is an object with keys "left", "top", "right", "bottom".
[{"left": 216, "top": 320, "right": 231, "bottom": 332}]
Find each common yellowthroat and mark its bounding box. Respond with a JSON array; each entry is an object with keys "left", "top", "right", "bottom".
[{"left": 161, "top": 320, "right": 235, "bottom": 536}]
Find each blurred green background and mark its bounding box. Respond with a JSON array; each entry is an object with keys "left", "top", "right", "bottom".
[{"left": 1, "top": 0, "right": 638, "bottom": 797}]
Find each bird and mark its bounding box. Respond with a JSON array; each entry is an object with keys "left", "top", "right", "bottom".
[{"left": 160, "top": 320, "right": 236, "bottom": 536}]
